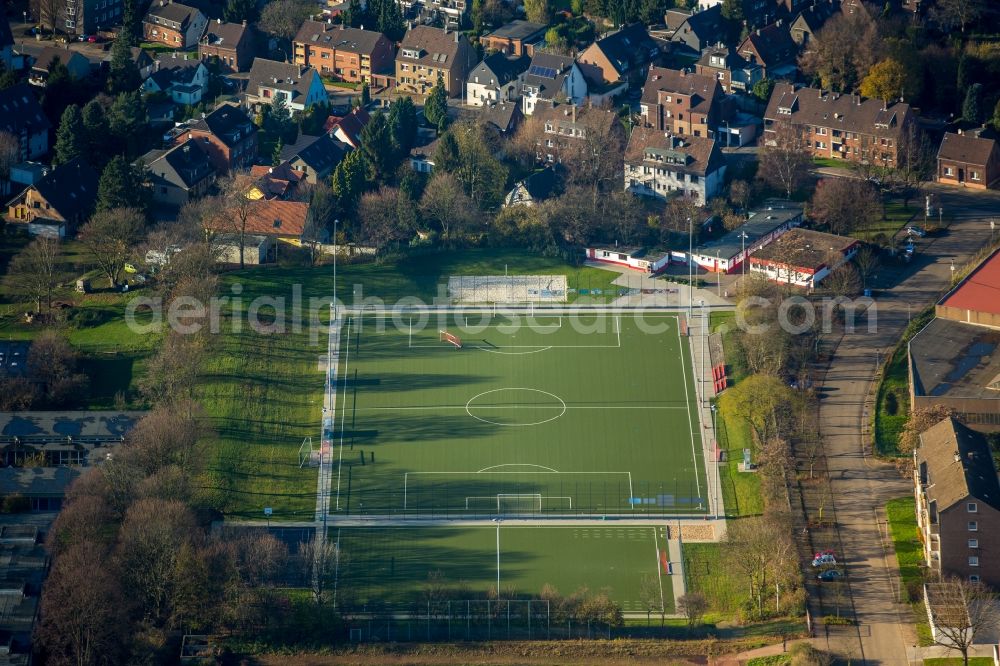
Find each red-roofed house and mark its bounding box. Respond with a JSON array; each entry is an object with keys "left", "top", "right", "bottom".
[
  {"left": 937, "top": 247, "right": 1000, "bottom": 327},
  {"left": 249, "top": 163, "right": 306, "bottom": 200},
  {"left": 329, "top": 107, "right": 371, "bottom": 148},
  {"left": 937, "top": 131, "right": 1000, "bottom": 190},
  {"left": 205, "top": 200, "right": 312, "bottom": 243}
]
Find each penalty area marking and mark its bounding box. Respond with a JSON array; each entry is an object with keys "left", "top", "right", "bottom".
[
  {"left": 477, "top": 463, "right": 559, "bottom": 473},
  {"left": 403, "top": 470, "right": 633, "bottom": 510},
  {"left": 676, "top": 318, "right": 702, "bottom": 499}
]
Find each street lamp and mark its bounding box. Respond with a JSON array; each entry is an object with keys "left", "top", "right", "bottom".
[
  {"left": 493, "top": 518, "right": 502, "bottom": 592},
  {"left": 687, "top": 216, "right": 693, "bottom": 326},
  {"left": 332, "top": 218, "right": 339, "bottom": 321},
  {"left": 710, "top": 403, "right": 720, "bottom": 518},
  {"left": 716, "top": 250, "right": 721, "bottom": 297},
  {"left": 738, "top": 231, "right": 750, "bottom": 278}
]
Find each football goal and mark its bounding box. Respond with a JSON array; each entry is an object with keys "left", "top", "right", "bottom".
[
  {"left": 439, "top": 330, "right": 462, "bottom": 348},
  {"left": 464, "top": 494, "right": 574, "bottom": 513}
]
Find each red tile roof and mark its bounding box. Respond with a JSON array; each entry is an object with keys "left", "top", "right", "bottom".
[
  {"left": 940, "top": 249, "right": 1000, "bottom": 317},
  {"left": 207, "top": 200, "right": 310, "bottom": 238}
]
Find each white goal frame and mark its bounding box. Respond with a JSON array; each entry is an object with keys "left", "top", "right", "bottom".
[{"left": 464, "top": 494, "right": 574, "bottom": 512}]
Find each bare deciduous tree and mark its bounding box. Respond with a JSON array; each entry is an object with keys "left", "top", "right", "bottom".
[
  {"left": 927, "top": 578, "right": 999, "bottom": 666},
  {"left": 117, "top": 498, "right": 199, "bottom": 621},
  {"left": 217, "top": 172, "right": 263, "bottom": 270},
  {"left": 421, "top": 171, "right": 473, "bottom": 245},
  {"left": 298, "top": 538, "right": 339, "bottom": 606},
  {"left": 31, "top": 0, "right": 65, "bottom": 32},
  {"left": 810, "top": 177, "right": 880, "bottom": 236},
  {"left": 758, "top": 123, "right": 813, "bottom": 199},
  {"left": 899, "top": 406, "right": 955, "bottom": 454},
  {"left": 725, "top": 514, "right": 796, "bottom": 619},
  {"left": 854, "top": 245, "right": 880, "bottom": 287},
  {"left": 27, "top": 331, "right": 88, "bottom": 408},
  {"left": 357, "top": 187, "right": 414, "bottom": 254},
  {"left": 4, "top": 236, "right": 64, "bottom": 312},
  {"left": 676, "top": 592, "right": 708, "bottom": 628},
  {"left": 36, "top": 541, "right": 130, "bottom": 666},
  {"left": 78, "top": 207, "right": 145, "bottom": 288},
  {"left": 140, "top": 330, "right": 207, "bottom": 409}
]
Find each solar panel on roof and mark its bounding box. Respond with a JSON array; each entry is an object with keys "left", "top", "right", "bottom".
[{"left": 528, "top": 65, "right": 556, "bottom": 78}]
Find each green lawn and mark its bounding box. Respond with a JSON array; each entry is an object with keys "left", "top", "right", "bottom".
[
  {"left": 335, "top": 525, "right": 673, "bottom": 613},
  {"left": 335, "top": 313, "right": 706, "bottom": 515},
  {"left": 683, "top": 542, "right": 747, "bottom": 618},
  {"left": 923, "top": 659, "right": 994, "bottom": 666},
  {"left": 852, "top": 200, "right": 918, "bottom": 242},
  {"left": 231, "top": 248, "right": 622, "bottom": 305},
  {"left": 195, "top": 324, "right": 322, "bottom": 519},
  {"left": 885, "top": 497, "right": 923, "bottom": 603},
  {"left": 812, "top": 157, "right": 850, "bottom": 169},
  {"left": 874, "top": 307, "right": 934, "bottom": 456}
]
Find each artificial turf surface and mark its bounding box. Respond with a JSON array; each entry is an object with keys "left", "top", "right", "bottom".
[
  {"left": 331, "top": 313, "right": 707, "bottom": 516},
  {"left": 334, "top": 525, "right": 674, "bottom": 613}
]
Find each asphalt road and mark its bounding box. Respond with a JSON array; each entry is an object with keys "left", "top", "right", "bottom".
[{"left": 816, "top": 183, "right": 1000, "bottom": 664}]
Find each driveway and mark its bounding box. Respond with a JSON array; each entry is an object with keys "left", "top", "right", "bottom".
[{"left": 816, "top": 185, "right": 1000, "bottom": 664}]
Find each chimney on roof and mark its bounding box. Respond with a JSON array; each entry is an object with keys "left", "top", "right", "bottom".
[
  {"left": 958, "top": 128, "right": 963, "bottom": 135},
  {"left": 217, "top": 17, "right": 222, "bottom": 24},
  {"left": 242, "top": 19, "right": 246, "bottom": 26},
  {"left": 455, "top": 31, "right": 459, "bottom": 43},
  {"left": 954, "top": 453, "right": 961, "bottom": 463},
  {"left": 756, "top": 28, "right": 761, "bottom": 36}
]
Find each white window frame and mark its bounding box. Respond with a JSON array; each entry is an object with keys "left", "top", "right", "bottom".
[
  {"left": 968, "top": 502, "right": 978, "bottom": 513},
  {"left": 969, "top": 556, "right": 979, "bottom": 567},
  {"left": 968, "top": 520, "right": 978, "bottom": 531},
  {"left": 969, "top": 539, "right": 979, "bottom": 548}
]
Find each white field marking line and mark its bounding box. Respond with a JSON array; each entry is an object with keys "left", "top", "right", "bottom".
[
  {"left": 478, "top": 463, "right": 559, "bottom": 473},
  {"left": 474, "top": 346, "right": 553, "bottom": 355},
  {"left": 408, "top": 316, "right": 412, "bottom": 347},
  {"left": 676, "top": 318, "right": 702, "bottom": 499},
  {"left": 334, "top": 316, "right": 354, "bottom": 510},
  {"left": 404, "top": 470, "right": 633, "bottom": 509},
  {"left": 407, "top": 343, "right": 618, "bottom": 349},
  {"left": 654, "top": 526, "right": 665, "bottom": 614},
  {"left": 364, "top": 403, "right": 686, "bottom": 409},
  {"left": 616, "top": 315, "right": 621, "bottom": 348}
]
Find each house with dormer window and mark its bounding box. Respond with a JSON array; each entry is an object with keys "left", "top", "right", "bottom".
[
  {"left": 143, "top": 52, "right": 209, "bottom": 105},
  {"left": 395, "top": 25, "right": 477, "bottom": 98},
  {"left": 639, "top": 66, "right": 722, "bottom": 138},
  {"left": 466, "top": 53, "right": 529, "bottom": 107},
  {"left": 245, "top": 59, "right": 327, "bottom": 112},
  {"left": 624, "top": 127, "right": 725, "bottom": 204},
  {"left": 176, "top": 103, "right": 258, "bottom": 172},
  {"left": 520, "top": 53, "right": 588, "bottom": 116},
  {"left": 763, "top": 83, "right": 914, "bottom": 167},
  {"left": 5, "top": 158, "right": 98, "bottom": 237},
  {"left": 143, "top": 1, "right": 208, "bottom": 49}
]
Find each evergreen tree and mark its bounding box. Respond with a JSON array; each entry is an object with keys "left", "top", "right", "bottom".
[
  {"left": 388, "top": 96, "right": 418, "bottom": 158},
  {"left": 424, "top": 73, "right": 449, "bottom": 130},
  {"left": 331, "top": 149, "right": 367, "bottom": 209},
  {"left": 120, "top": 0, "right": 141, "bottom": 47},
  {"left": 108, "top": 91, "right": 149, "bottom": 158},
  {"left": 54, "top": 105, "right": 87, "bottom": 167},
  {"left": 224, "top": 0, "right": 257, "bottom": 23},
  {"left": 751, "top": 77, "right": 775, "bottom": 104},
  {"left": 108, "top": 34, "right": 141, "bottom": 95},
  {"left": 374, "top": 0, "right": 406, "bottom": 42},
  {"left": 0, "top": 62, "right": 18, "bottom": 90},
  {"left": 82, "top": 100, "right": 111, "bottom": 169},
  {"left": 992, "top": 99, "right": 1000, "bottom": 131},
  {"left": 433, "top": 131, "right": 461, "bottom": 173},
  {"left": 343, "top": 0, "right": 364, "bottom": 27},
  {"left": 42, "top": 60, "right": 77, "bottom": 125},
  {"left": 359, "top": 111, "right": 393, "bottom": 182},
  {"left": 272, "top": 137, "right": 284, "bottom": 166},
  {"left": 361, "top": 82, "right": 371, "bottom": 106},
  {"left": 96, "top": 156, "right": 147, "bottom": 213},
  {"left": 963, "top": 83, "right": 984, "bottom": 125},
  {"left": 721, "top": 0, "right": 744, "bottom": 21}
]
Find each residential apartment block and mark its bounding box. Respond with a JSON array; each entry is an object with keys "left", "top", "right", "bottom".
[
  {"left": 293, "top": 21, "right": 394, "bottom": 84},
  {"left": 914, "top": 417, "right": 1000, "bottom": 586},
  {"left": 143, "top": 1, "right": 208, "bottom": 49},
  {"left": 764, "top": 83, "right": 914, "bottom": 168},
  {"left": 624, "top": 128, "right": 725, "bottom": 205},
  {"left": 639, "top": 66, "right": 721, "bottom": 138},
  {"left": 177, "top": 103, "right": 258, "bottom": 172},
  {"left": 395, "top": 26, "right": 477, "bottom": 98},
  {"left": 199, "top": 19, "right": 255, "bottom": 73},
  {"left": 64, "top": 0, "right": 124, "bottom": 36}
]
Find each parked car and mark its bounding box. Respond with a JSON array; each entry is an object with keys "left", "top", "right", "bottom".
[
  {"left": 76, "top": 34, "right": 91, "bottom": 41},
  {"left": 812, "top": 550, "right": 837, "bottom": 567},
  {"left": 817, "top": 569, "right": 843, "bottom": 581},
  {"left": 906, "top": 225, "right": 927, "bottom": 238}
]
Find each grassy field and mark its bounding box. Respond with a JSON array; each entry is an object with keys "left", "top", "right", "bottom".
[
  {"left": 874, "top": 307, "right": 934, "bottom": 456},
  {"left": 853, "top": 201, "right": 918, "bottom": 242},
  {"left": 195, "top": 324, "right": 322, "bottom": 519},
  {"left": 885, "top": 497, "right": 923, "bottom": 603},
  {"left": 923, "top": 659, "right": 994, "bottom": 666},
  {"left": 230, "top": 249, "right": 622, "bottom": 305},
  {"left": 335, "top": 525, "right": 673, "bottom": 613},
  {"left": 812, "top": 157, "right": 850, "bottom": 169},
  {"left": 333, "top": 313, "right": 706, "bottom": 515},
  {"left": 683, "top": 542, "right": 746, "bottom": 619}
]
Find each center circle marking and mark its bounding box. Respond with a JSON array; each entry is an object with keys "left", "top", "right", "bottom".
[{"left": 465, "top": 388, "right": 567, "bottom": 426}]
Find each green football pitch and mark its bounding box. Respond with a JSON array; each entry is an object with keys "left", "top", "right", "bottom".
[
  {"left": 329, "top": 312, "right": 707, "bottom": 516},
  {"left": 334, "top": 525, "right": 674, "bottom": 613}
]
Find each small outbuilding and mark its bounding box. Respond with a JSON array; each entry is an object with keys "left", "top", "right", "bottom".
[{"left": 585, "top": 246, "right": 671, "bottom": 273}]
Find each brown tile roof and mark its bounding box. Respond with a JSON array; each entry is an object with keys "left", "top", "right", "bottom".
[
  {"left": 937, "top": 132, "right": 998, "bottom": 167},
  {"left": 201, "top": 20, "right": 250, "bottom": 49},
  {"left": 207, "top": 200, "right": 310, "bottom": 237},
  {"left": 764, "top": 83, "right": 912, "bottom": 139},
  {"left": 624, "top": 126, "right": 724, "bottom": 177},
  {"left": 739, "top": 22, "right": 797, "bottom": 68},
  {"left": 640, "top": 66, "right": 719, "bottom": 114},
  {"left": 294, "top": 21, "right": 386, "bottom": 54},
  {"left": 917, "top": 417, "right": 1000, "bottom": 512},
  {"left": 749, "top": 227, "right": 859, "bottom": 269},
  {"left": 331, "top": 106, "right": 370, "bottom": 147},
  {"left": 533, "top": 102, "right": 620, "bottom": 138},
  {"left": 250, "top": 163, "right": 306, "bottom": 199},
  {"left": 145, "top": 1, "right": 202, "bottom": 27},
  {"left": 397, "top": 25, "right": 468, "bottom": 70}
]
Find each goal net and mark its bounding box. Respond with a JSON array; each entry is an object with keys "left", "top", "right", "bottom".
[
  {"left": 439, "top": 330, "right": 462, "bottom": 348},
  {"left": 298, "top": 436, "right": 320, "bottom": 467},
  {"left": 464, "top": 494, "right": 573, "bottom": 513}
]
